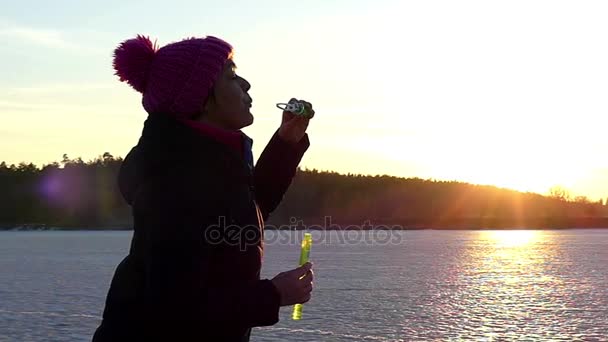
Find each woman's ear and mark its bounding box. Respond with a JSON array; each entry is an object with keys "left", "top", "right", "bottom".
[
  {"left": 203, "top": 88, "right": 217, "bottom": 112},
  {"left": 192, "top": 96, "right": 210, "bottom": 121},
  {"left": 196, "top": 92, "right": 214, "bottom": 118},
  {"left": 202, "top": 98, "right": 211, "bottom": 113}
]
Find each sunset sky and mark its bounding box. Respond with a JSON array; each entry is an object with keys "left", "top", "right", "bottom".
[{"left": 1, "top": 0, "right": 607, "bottom": 200}]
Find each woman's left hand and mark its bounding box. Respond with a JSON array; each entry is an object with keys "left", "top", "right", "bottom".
[{"left": 278, "top": 99, "right": 314, "bottom": 144}]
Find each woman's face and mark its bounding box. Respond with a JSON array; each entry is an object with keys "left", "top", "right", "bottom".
[{"left": 200, "top": 59, "right": 253, "bottom": 130}]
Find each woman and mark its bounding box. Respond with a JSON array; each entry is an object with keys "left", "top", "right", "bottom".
[{"left": 92, "top": 35, "right": 314, "bottom": 342}]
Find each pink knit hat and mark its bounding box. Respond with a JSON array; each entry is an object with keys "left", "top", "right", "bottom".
[{"left": 113, "top": 35, "right": 233, "bottom": 118}]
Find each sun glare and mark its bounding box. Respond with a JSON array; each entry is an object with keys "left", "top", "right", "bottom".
[
  {"left": 424, "top": 132, "right": 588, "bottom": 196},
  {"left": 482, "top": 230, "right": 539, "bottom": 248}
]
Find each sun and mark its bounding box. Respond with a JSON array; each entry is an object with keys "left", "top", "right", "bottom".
[{"left": 431, "top": 133, "right": 587, "bottom": 196}]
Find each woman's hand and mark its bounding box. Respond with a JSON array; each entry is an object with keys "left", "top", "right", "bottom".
[
  {"left": 271, "top": 262, "right": 314, "bottom": 306},
  {"left": 278, "top": 98, "right": 314, "bottom": 144}
]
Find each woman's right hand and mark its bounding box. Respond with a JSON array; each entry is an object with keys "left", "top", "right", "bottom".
[{"left": 271, "top": 262, "right": 314, "bottom": 306}]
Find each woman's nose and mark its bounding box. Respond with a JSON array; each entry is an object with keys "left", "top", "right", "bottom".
[{"left": 239, "top": 76, "right": 251, "bottom": 91}]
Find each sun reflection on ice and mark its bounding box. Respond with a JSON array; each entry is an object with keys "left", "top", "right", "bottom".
[{"left": 482, "top": 230, "right": 539, "bottom": 248}]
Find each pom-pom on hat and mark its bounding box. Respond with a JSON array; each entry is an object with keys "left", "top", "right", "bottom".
[{"left": 113, "top": 35, "right": 233, "bottom": 119}]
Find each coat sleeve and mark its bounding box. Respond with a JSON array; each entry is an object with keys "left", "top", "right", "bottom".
[
  {"left": 253, "top": 131, "right": 310, "bottom": 220},
  {"left": 134, "top": 176, "right": 281, "bottom": 331}
]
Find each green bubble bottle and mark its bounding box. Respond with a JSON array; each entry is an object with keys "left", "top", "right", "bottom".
[{"left": 292, "top": 232, "right": 312, "bottom": 320}]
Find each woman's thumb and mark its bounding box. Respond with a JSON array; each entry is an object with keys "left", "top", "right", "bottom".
[{"left": 295, "top": 262, "right": 313, "bottom": 274}]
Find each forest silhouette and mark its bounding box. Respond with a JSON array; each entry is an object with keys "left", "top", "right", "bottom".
[{"left": 1, "top": 153, "right": 607, "bottom": 230}]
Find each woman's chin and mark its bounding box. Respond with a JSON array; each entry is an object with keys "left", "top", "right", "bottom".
[
  {"left": 235, "top": 114, "right": 253, "bottom": 129},
  {"left": 244, "top": 112, "right": 254, "bottom": 126}
]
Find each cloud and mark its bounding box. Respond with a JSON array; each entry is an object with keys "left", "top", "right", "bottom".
[
  {"left": 5, "top": 82, "right": 114, "bottom": 95},
  {"left": 0, "top": 82, "right": 118, "bottom": 112},
  {"left": 0, "top": 100, "right": 85, "bottom": 112},
  {"left": 0, "top": 26, "right": 71, "bottom": 48},
  {"left": 0, "top": 25, "right": 104, "bottom": 54}
]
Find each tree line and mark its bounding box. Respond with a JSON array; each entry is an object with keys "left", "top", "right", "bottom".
[{"left": 1, "top": 154, "right": 607, "bottom": 229}]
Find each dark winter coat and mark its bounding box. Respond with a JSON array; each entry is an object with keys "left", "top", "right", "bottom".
[{"left": 92, "top": 113, "right": 309, "bottom": 341}]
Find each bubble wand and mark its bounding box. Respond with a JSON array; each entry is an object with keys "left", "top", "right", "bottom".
[
  {"left": 292, "top": 232, "right": 312, "bottom": 320},
  {"left": 276, "top": 99, "right": 314, "bottom": 119}
]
